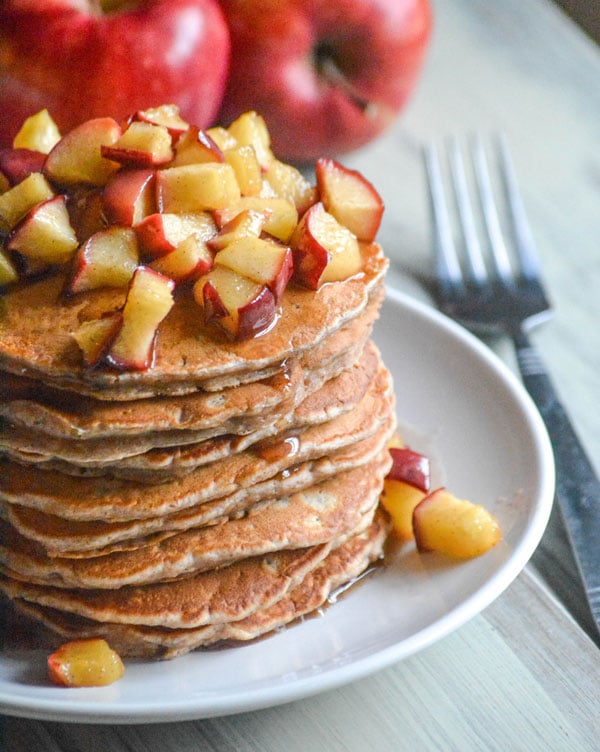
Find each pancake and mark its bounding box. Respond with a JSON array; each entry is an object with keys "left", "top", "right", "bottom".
[
  {"left": 2, "top": 510, "right": 390, "bottom": 659},
  {"left": 0, "top": 244, "right": 387, "bottom": 400}
]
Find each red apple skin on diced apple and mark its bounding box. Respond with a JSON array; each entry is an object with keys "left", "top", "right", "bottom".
[
  {"left": 316, "top": 157, "right": 384, "bottom": 241},
  {"left": 149, "top": 236, "right": 214, "bottom": 283},
  {"left": 136, "top": 212, "right": 217, "bottom": 259},
  {"left": 133, "top": 104, "right": 189, "bottom": 141},
  {"left": 171, "top": 126, "right": 224, "bottom": 166},
  {"left": 102, "top": 169, "right": 156, "bottom": 227},
  {"left": 67, "top": 226, "right": 139, "bottom": 295},
  {"left": 0, "top": 148, "right": 46, "bottom": 185},
  {"left": 208, "top": 208, "right": 268, "bottom": 252},
  {"left": 7, "top": 194, "right": 79, "bottom": 264},
  {"left": 72, "top": 313, "right": 122, "bottom": 368},
  {"left": 101, "top": 122, "right": 174, "bottom": 167},
  {"left": 387, "top": 446, "right": 430, "bottom": 493}
]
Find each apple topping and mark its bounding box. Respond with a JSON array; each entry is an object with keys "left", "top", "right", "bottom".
[
  {"left": 149, "top": 235, "right": 214, "bottom": 283},
  {"left": 156, "top": 163, "right": 241, "bottom": 213},
  {"left": 133, "top": 103, "right": 189, "bottom": 141},
  {"left": 412, "top": 488, "right": 502, "bottom": 559},
  {"left": 264, "top": 159, "right": 318, "bottom": 216},
  {"left": 208, "top": 208, "right": 268, "bottom": 252},
  {"left": 12, "top": 108, "right": 61, "bottom": 154},
  {"left": 0, "top": 148, "right": 47, "bottom": 186},
  {"left": 0, "top": 172, "right": 55, "bottom": 232},
  {"left": 136, "top": 211, "right": 216, "bottom": 259},
  {"left": 105, "top": 266, "right": 175, "bottom": 371},
  {"left": 226, "top": 111, "right": 274, "bottom": 171},
  {"left": 101, "top": 121, "right": 174, "bottom": 167},
  {"left": 72, "top": 313, "right": 122, "bottom": 367},
  {"left": 291, "top": 201, "right": 362, "bottom": 289},
  {"left": 214, "top": 236, "right": 293, "bottom": 302},
  {"left": 316, "top": 158, "right": 384, "bottom": 242},
  {"left": 214, "top": 196, "right": 298, "bottom": 242},
  {"left": 48, "top": 638, "right": 125, "bottom": 688},
  {"left": 0, "top": 248, "right": 19, "bottom": 287},
  {"left": 205, "top": 126, "right": 239, "bottom": 152},
  {"left": 102, "top": 168, "right": 156, "bottom": 227},
  {"left": 171, "top": 126, "right": 224, "bottom": 166},
  {"left": 44, "top": 117, "right": 122, "bottom": 186},
  {"left": 224, "top": 144, "right": 262, "bottom": 197},
  {"left": 194, "top": 264, "right": 276, "bottom": 340},
  {"left": 67, "top": 226, "right": 139, "bottom": 294},
  {"left": 7, "top": 195, "right": 79, "bottom": 265}
]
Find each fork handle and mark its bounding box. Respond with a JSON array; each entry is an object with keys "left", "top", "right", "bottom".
[{"left": 513, "top": 329, "right": 600, "bottom": 625}]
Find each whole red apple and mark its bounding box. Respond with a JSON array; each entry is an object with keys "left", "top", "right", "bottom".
[
  {"left": 216, "top": 0, "right": 432, "bottom": 164},
  {"left": 0, "top": 0, "right": 231, "bottom": 149}
]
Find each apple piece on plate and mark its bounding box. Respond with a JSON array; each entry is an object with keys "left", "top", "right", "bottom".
[
  {"left": 135, "top": 212, "right": 216, "bottom": 258},
  {"left": 381, "top": 478, "right": 427, "bottom": 540},
  {"left": 7, "top": 195, "right": 79, "bottom": 264},
  {"left": 412, "top": 488, "right": 502, "bottom": 559},
  {"left": 208, "top": 208, "right": 268, "bottom": 252},
  {"left": 387, "top": 446, "right": 430, "bottom": 493},
  {"left": 44, "top": 117, "right": 122, "bottom": 186},
  {"left": 214, "top": 196, "right": 297, "bottom": 242},
  {"left": 291, "top": 201, "right": 362, "bottom": 289},
  {"left": 12, "top": 108, "right": 61, "bottom": 154},
  {"left": 106, "top": 266, "right": 175, "bottom": 371},
  {"left": 156, "top": 163, "right": 241, "bottom": 213},
  {"left": 72, "top": 313, "right": 122, "bottom": 367},
  {"left": 316, "top": 158, "right": 384, "bottom": 242},
  {"left": 67, "top": 226, "right": 139, "bottom": 294},
  {"left": 133, "top": 104, "right": 189, "bottom": 141},
  {"left": 102, "top": 168, "right": 156, "bottom": 227},
  {"left": 171, "top": 126, "right": 224, "bottom": 166},
  {"left": 0, "top": 148, "right": 47, "bottom": 186},
  {"left": 226, "top": 111, "right": 274, "bottom": 171},
  {"left": 149, "top": 235, "right": 214, "bottom": 283},
  {"left": 47, "top": 638, "right": 125, "bottom": 688},
  {"left": 0, "top": 248, "right": 19, "bottom": 287},
  {"left": 194, "top": 264, "right": 276, "bottom": 340},
  {"left": 101, "top": 121, "right": 173, "bottom": 167},
  {"left": 264, "top": 159, "right": 317, "bottom": 216},
  {"left": 0, "top": 172, "right": 55, "bottom": 231},
  {"left": 223, "top": 145, "right": 262, "bottom": 196},
  {"left": 214, "top": 236, "right": 293, "bottom": 302}
]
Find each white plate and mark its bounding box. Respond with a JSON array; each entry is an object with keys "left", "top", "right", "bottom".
[{"left": 0, "top": 287, "right": 555, "bottom": 724}]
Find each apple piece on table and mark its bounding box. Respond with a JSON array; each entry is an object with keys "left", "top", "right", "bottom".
[
  {"left": 208, "top": 209, "right": 268, "bottom": 252},
  {"left": 101, "top": 121, "right": 173, "bottom": 168},
  {"left": 105, "top": 266, "right": 175, "bottom": 371},
  {"left": 135, "top": 212, "right": 217, "bottom": 258},
  {"left": 171, "top": 126, "right": 224, "bottom": 166},
  {"left": 412, "top": 488, "right": 502, "bottom": 559},
  {"left": 133, "top": 104, "right": 189, "bottom": 141},
  {"left": 381, "top": 478, "right": 427, "bottom": 540},
  {"left": 67, "top": 226, "right": 139, "bottom": 294},
  {"left": 0, "top": 248, "right": 19, "bottom": 287},
  {"left": 0, "top": 148, "right": 47, "bottom": 186},
  {"left": 214, "top": 236, "right": 293, "bottom": 302},
  {"left": 72, "top": 313, "right": 122, "bottom": 367},
  {"left": 102, "top": 168, "right": 156, "bottom": 227},
  {"left": 264, "top": 159, "right": 317, "bottom": 216},
  {"left": 0, "top": 172, "right": 55, "bottom": 231},
  {"left": 7, "top": 195, "right": 79, "bottom": 265},
  {"left": 149, "top": 235, "right": 214, "bottom": 283},
  {"left": 226, "top": 111, "right": 274, "bottom": 171},
  {"left": 44, "top": 117, "right": 122, "bottom": 186},
  {"left": 12, "top": 108, "right": 61, "bottom": 154},
  {"left": 387, "top": 446, "right": 431, "bottom": 493},
  {"left": 214, "top": 196, "right": 297, "bottom": 242},
  {"left": 47, "top": 638, "right": 125, "bottom": 688},
  {"left": 291, "top": 201, "right": 362, "bottom": 289},
  {"left": 156, "top": 163, "right": 241, "bottom": 213},
  {"left": 316, "top": 158, "right": 384, "bottom": 242},
  {"left": 194, "top": 265, "right": 277, "bottom": 340},
  {"left": 224, "top": 145, "right": 262, "bottom": 196}
]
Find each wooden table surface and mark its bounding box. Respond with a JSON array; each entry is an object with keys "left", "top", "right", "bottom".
[{"left": 2, "top": 0, "right": 600, "bottom": 748}]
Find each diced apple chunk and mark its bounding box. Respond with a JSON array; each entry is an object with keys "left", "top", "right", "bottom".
[
  {"left": 48, "top": 638, "right": 125, "bottom": 687},
  {"left": 412, "top": 488, "right": 502, "bottom": 559},
  {"left": 102, "top": 168, "right": 156, "bottom": 227},
  {"left": 149, "top": 235, "right": 214, "bottom": 283},
  {"left": 8, "top": 195, "right": 79, "bottom": 264},
  {"left": 68, "top": 226, "right": 139, "bottom": 294},
  {"left": 72, "top": 313, "right": 122, "bottom": 367},
  {"left": 12, "top": 108, "right": 61, "bottom": 154},
  {"left": 156, "top": 163, "right": 240, "bottom": 213},
  {"left": 0, "top": 148, "right": 46, "bottom": 186},
  {"left": 170, "top": 126, "right": 224, "bottom": 166},
  {"left": 227, "top": 111, "right": 274, "bottom": 171},
  {"left": 101, "top": 121, "right": 173, "bottom": 167},
  {"left": 133, "top": 103, "right": 189, "bottom": 140},
  {"left": 206, "top": 126, "right": 238, "bottom": 152},
  {"left": 214, "top": 236, "right": 293, "bottom": 301},
  {"left": 381, "top": 479, "right": 427, "bottom": 540},
  {"left": 224, "top": 145, "right": 262, "bottom": 196},
  {"left": 387, "top": 446, "right": 431, "bottom": 493},
  {"left": 194, "top": 264, "right": 276, "bottom": 340},
  {"left": 0, "top": 248, "right": 19, "bottom": 286},
  {"left": 264, "top": 159, "right": 317, "bottom": 215},
  {"left": 208, "top": 209, "right": 268, "bottom": 252},
  {"left": 136, "top": 211, "right": 216, "bottom": 258},
  {"left": 214, "top": 196, "right": 297, "bottom": 242},
  {"left": 0, "top": 172, "right": 55, "bottom": 231},
  {"left": 291, "top": 201, "right": 362, "bottom": 289},
  {"left": 316, "top": 157, "right": 384, "bottom": 242},
  {"left": 106, "top": 266, "right": 175, "bottom": 370},
  {"left": 44, "top": 117, "right": 122, "bottom": 186}
]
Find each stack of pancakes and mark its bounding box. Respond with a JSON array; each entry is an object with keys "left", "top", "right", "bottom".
[{"left": 0, "top": 242, "right": 395, "bottom": 659}]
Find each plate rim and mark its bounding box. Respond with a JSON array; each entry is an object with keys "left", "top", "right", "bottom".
[{"left": 0, "top": 286, "right": 556, "bottom": 723}]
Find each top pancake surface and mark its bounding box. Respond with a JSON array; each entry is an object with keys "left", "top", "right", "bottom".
[{"left": 0, "top": 244, "right": 387, "bottom": 399}]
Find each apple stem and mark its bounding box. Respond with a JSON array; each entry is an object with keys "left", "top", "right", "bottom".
[{"left": 314, "top": 45, "right": 371, "bottom": 114}]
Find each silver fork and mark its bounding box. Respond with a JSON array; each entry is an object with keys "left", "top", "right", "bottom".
[{"left": 424, "top": 136, "right": 600, "bottom": 637}]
